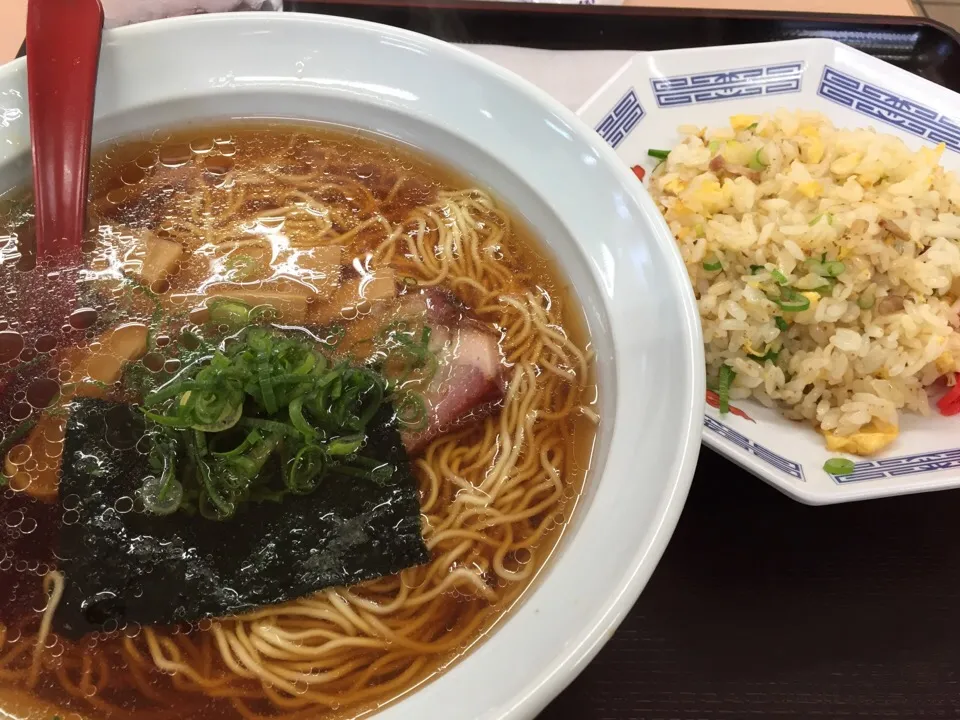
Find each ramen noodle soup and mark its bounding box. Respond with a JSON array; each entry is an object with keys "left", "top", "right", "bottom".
[{"left": 0, "top": 123, "right": 598, "bottom": 719}]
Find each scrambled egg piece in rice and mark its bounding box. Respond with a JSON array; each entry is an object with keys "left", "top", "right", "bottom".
[
  {"left": 650, "top": 110, "right": 960, "bottom": 455},
  {"left": 823, "top": 420, "right": 899, "bottom": 455}
]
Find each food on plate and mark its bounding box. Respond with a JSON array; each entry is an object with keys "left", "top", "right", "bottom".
[
  {"left": 649, "top": 110, "right": 960, "bottom": 455},
  {"left": 0, "top": 123, "right": 598, "bottom": 718}
]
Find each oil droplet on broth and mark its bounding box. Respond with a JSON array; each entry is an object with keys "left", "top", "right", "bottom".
[
  {"left": 120, "top": 165, "right": 146, "bottom": 186},
  {"left": 6, "top": 444, "right": 30, "bottom": 466},
  {"left": 203, "top": 156, "right": 234, "bottom": 176},
  {"left": 142, "top": 353, "right": 165, "bottom": 372},
  {"left": 69, "top": 308, "right": 98, "bottom": 329},
  {"left": 35, "top": 334, "right": 57, "bottom": 353},
  {"left": 0, "top": 330, "right": 24, "bottom": 363},
  {"left": 26, "top": 379, "right": 59, "bottom": 409},
  {"left": 158, "top": 143, "right": 193, "bottom": 168},
  {"left": 190, "top": 138, "right": 214, "bottom": 154},
  {"left": 10, "top": 402, "right": 31, "bottom": 421}
]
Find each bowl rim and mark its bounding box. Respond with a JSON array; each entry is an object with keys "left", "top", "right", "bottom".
[{"left": 0, "top": 13, "right": 704, "bottom": 719}]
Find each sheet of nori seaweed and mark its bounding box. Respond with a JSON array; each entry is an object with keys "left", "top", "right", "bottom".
[{"left": 54, "top": 398, "right": 429, "bottom": 638}]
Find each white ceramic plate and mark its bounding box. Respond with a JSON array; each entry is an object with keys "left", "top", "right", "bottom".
[
  {"left": 578, "top": 38, "right": 960, "bottom": 505},
  {"left": 0, "top": 14, "right": 703, "bottom": 719}
]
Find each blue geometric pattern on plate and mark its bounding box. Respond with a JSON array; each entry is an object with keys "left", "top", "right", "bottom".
[
  {"left": 595, "top": 89, "right": 644, "bottom": 149},
  {"left": 817, "top": 66, "right": 960, "bottom": 153},
  {"left": 827, "top": 448, "right": 960, "bottom": 484},
  {"left": 703, "top": 415, "right": 805, "bottom": 480},
  {"left": 651, "top": 62, "right": 804, "bottom": 108}
]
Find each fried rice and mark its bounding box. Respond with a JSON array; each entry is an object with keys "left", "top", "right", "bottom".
[{"left": 650, "top": 110, "right": 960, "bottom": 455}]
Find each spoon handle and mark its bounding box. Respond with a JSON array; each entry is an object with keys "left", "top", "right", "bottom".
[{"left": 26, "top": 0, "right": 104, "bottom": 265}]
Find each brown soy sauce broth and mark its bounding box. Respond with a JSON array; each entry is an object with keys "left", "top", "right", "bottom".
[{"left": 0, "top": 121, "right": 598, "bottom": 719}]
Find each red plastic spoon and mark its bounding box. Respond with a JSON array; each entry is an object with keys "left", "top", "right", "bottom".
[
  {"left": 0, "top": 0, "right": 105, "bottom": 436},
  {"left": 27, "top": 0, "right": 104, "bottom": 266}
]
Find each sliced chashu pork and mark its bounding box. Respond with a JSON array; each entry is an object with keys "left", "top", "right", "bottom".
[{"left": 345, "top": 288, "right": 506, "bottom": 453}]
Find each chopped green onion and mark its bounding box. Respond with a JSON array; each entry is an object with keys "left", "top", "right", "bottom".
[
  {"left": 189, "top": 399, "right": 242, "bottom": 433},
  {"left": 647, "top": 149, "right": 671, "bottom": 160},
  {"left": 286, "top": 444, "right": 326, "bottom": 494},
  {"left": 142, "top": 410, "right": 195, "bottom": 428},
  {"left": 750, "top": 265, "right": 764, "bottom": 275},
  {"left": 770, "top": 288, "right": 810, "bottom": 312},
  {"left": 857, "top": 290, "right": 876, "bottom": 310},
  {"left": 771, "top": 269, "right": 789, "bottom": 285},
  {"left": 804, "top": 258, "right": 845, "bottom": 277},
  {"left": 708, "top": 140, "right": 722, "bottom": 153},
  {"left": 815, "top": 278, "right": 837, "bottom": 297},
  {"left": 750, "top": 349, "right": 780, "bottom": 365},
  {"left": 259, "top": 367, "right": 278, "bottom": 414},
  {"left": 239, "top": 417, "right": 300, "bottom": 438},
  {"left": 225, "top": 254, "right": 258, "bottom": 281},
  {"left": 702, "top": 256, "right": 723, "bottom": 272},
  {"left": 249, "top": 304, "right": 280, "bottom": 323},
  {"left": 395, "top": 391, "right": 428, "bottom": 431},
  {"left": 144, "top": 379, "right": 202, "bottom": 408},
  {"left": 212, "top": 429, "right": 263, "bottom": 458},
  {"left": 747, "top": 122, "right": 759, "bottom": 130},
  {"left": 138, "top": 325, "right": 406, "bottom": 520},
  {"left": 808, "top": 214, "right": 823, "bottom": 226},
  {"left": 823, "top": 457, "right": 855, "bottom": 475},
  {"left": 141, "top": 474, "right": 183, "bottom": 515},
  {"left": 775, "top": 316, "right": 789, "bottom": 332},
  {"left": 748, "top": 148, "right": 766, "bottom": 171},
  {"left": 327, "top": 434, "right": 365, "bottom": 456},
  {"left": 824, "top": 260, "right": 845, "bottom": 277},
  {"left": 718, "top": 365, "right": 735, "bottom": 414},
  {"left": 208, "top": 298, "right": 250, "bottom": 327}
]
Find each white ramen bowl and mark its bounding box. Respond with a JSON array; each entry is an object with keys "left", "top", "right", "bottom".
[{"left": 0, "top": 14, "right": 703, "bottom": 719}]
